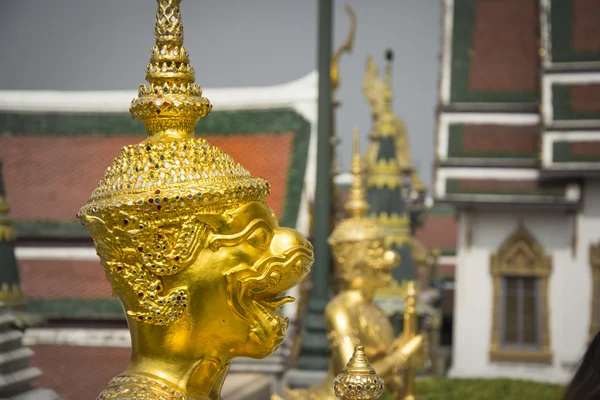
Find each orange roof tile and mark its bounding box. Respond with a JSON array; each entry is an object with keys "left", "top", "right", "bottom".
[{"left": 0, "top": 133, "right": 292, "bottom": 222}]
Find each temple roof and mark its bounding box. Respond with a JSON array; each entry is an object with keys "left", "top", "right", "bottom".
[
  {"left": 434, "top": 0, "right": 600, "bottom": 209},
  {"left": 0, "top": 108, "right": 311, "bottom": 235}
]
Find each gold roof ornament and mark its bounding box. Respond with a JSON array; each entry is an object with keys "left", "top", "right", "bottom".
[
  {"left": 333, "top": 346, "right": 384, "bottom": 400},
  {"left": 330, "top": 4, "right": 356, "bottom": 91},
  {"left": 78, "top": 1, "right": 313, "bottom": 398}
]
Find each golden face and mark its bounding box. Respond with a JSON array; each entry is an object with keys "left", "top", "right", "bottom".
[
  {"left": 84, "top": 200, "right": 312, "bottom": 361},
  {"left": 160, "top": 202, "right": 313, "bottom": 359},
  {"left": 333, "top": 239, "right": 397, "bottom": 292}
]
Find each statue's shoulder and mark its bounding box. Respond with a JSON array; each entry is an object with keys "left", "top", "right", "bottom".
[{"left": 324, "top": 292, "right": 361, "bottom": 317}]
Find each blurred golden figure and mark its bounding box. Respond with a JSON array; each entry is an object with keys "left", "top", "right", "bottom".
[
  {"left": 275, "top": 129, "right": 422, "bottom": 400},
  {"left": 77, "top": 1, "right": 313, "bottom": 399}
]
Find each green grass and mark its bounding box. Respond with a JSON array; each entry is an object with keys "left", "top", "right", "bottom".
[{"left": 380, "top": 378, "right": 565, "bottom": 399}]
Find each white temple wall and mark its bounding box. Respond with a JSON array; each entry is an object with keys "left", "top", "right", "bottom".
[{"left": 448, "top": 198, "right": 598, "bottom": 383}]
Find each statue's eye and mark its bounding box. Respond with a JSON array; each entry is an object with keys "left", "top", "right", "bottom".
[{"left": 247, "top": 228, "right": 269, "bottom": 250}]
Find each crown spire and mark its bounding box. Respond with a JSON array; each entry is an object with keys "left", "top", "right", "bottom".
[
  {"left": 333, "top": 346, "right": 384, "bottom": 399},
  {"left": 344, "top": 126, "right": 369, "bottom": 218},
  {"left": 130, "top": 0, "right": 212, "bottom": 142}
]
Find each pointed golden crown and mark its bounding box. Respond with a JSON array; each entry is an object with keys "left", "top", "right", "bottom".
[
  {"left": 130, "top": 0, "right": 211, "bottom": 141},
  {"left": 79, "top": 0, "right": 269, "bottom": 218},
  {"left": 328, "top": 127, "right": 386, "bottom": 245},
  {"left": 333, "top": 346, "right": 384, "bottom": 399}
]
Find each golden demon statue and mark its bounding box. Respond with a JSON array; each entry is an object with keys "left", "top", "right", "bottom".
[
  {"left": 275, "top": 129, "right": 423, "bottom": 400},
  {"left": 77, "top": 1, "right": 313, "bottom": 399}
]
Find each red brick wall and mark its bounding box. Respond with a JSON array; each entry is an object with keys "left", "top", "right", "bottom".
[
  {"left": 462, "top": 125, "right": 538, "bottom": 154},
  {"left": 20, "top": 259, "right": 111, "bottom": 299},
  {"left": 573, "top": 0, "right": 600, "bottom": 53},
  {"left": 415, "top": 215, "right": 458, "bottom": 251},
  {"left": 570, "top": 84, "right": 600, "bottom": 113},
  {"left": 469, "top": 0, "right": 539, "bottom": 92},
  {"left": 31, "top": 345, "right": 129, "bottom": 400}
]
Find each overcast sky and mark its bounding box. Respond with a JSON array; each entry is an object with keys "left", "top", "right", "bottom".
[{"left": 0, "top": 0, "right": 441, "bottom": 187}]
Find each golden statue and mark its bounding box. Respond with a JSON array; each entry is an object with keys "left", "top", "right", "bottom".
[
  {"left": 362, "top": 51, "right": 415, "bottom": 177},
  {"left": 275, "top": 129, "right": 423, "bottom": 400},
  {"left": 78, "top": 1, "right": 314, "bottom": 399},
  {"left": 333, "top": 346, "right": 384, "bottom": 400}
]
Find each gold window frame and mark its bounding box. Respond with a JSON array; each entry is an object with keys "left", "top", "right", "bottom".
[{"left": 489, "top": 226, "right": 553, "bottom": 363}]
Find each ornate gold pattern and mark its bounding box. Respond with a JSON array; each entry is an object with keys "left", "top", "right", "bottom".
[
  {"left": 78, "top": 2, "right": 313, "bottom": 399},
  {"left": 589, "top": 242, "right": 600, "bottom": 341},
  {"left": 99, "top": 374, "right": 190, "bottom": 399},
  {"left": 489, "top": 226, "right": 553, "bottom": 363},
  {"left": 129, "top": 0, "right": 211, "bottom": 140},
  {"left": 333, "top": 346, "right": 384, "bottom": 400}
]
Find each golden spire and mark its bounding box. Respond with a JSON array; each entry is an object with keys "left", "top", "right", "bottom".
[
  {"left": 377, "top": 49, "right": 396, "bottom": 135},
  {"left": 344, "top": 126, "right": 369, "bottom": 218},
  {"left": 383, "top": 50, "right": 393, "bottom": 113},
  {"left": 333, "top": 346, "right": 384, "bottom": 399},
  {"left": 329, "top": 127, "right": 386, "bottom": 245},
  {"left": 130, "top": 0, "right": 212, "bottom": 141}
]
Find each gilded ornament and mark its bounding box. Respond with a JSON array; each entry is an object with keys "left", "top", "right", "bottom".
[
  {"left": 78, "top": 1, "right": 314, "bottom": 398},
  {"left": 333, "top": 346, "right": 384, "bottom": 400},
  {"left": 0, "top": 283, "right": 24, "bottom": 307},
  {"left": 330, "top": 4, "right": 356, "bottom": 90}
]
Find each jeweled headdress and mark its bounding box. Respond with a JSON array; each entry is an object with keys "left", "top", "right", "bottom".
[
  {"left": 78, "top": 0, "right": 270, "bottom": 325},
  {"left": 328, "top": 127, "right": 386, "bottom": 246},
  {"left": 328, "top": 128, "right": 395, "bottom": 278}
]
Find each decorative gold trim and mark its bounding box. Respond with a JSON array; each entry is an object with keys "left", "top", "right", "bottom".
[
  {"left": 0, "top": 225, "right": 15, "bottom": 242},
  {"left": 0, "top": 196, "right": 8, "bottom": 214},
  {"left": 589, "top": 242, "right": 600, "bottom": 341},
  {"left": 489, "top": 349, "right": 553, "bottom": 363},
  {"left": 489, "top": 226, "right": 553, "bottom": 364},
  {"left": 330, "top": 4, "right": 356, "bottom": 91},
  {"left": 0, "top": 283, "right": 25, "bottom": 306}
]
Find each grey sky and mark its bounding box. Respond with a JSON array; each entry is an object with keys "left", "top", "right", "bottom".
[{"left": 0, "top": 0, "right": 441, "bottom": 187}]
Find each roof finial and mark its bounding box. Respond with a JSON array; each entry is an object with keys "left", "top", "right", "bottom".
[
  {"left": 130, "top": 0, "right": 212, "bottom": 142},
  {"left": 377, "top": 49, "right": 396, "bottom": 135},
  {"left": 344, "top": 126, "right": 369, "bottom": 218},
  {"left": 383, "top": 49, "right": 394, "bottom": 113}
]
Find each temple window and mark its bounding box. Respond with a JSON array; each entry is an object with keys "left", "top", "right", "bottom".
[
  {"left": 489, "top": 226, "right": 552, "bottom": 363},
  {"left": 501, "top": 276, "right": 540, "bottom": 348}
]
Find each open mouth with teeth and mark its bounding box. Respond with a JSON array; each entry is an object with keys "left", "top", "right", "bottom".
[{"left": 227, "top": 245, "right": 313, "bottom": 350}]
